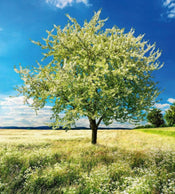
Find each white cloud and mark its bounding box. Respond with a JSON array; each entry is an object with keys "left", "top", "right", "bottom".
[
  {"left": 162, "top": 0, "right": 175, "bottom": 18},
  {"left": 45, "top": 0, "right": 89, "bottom": 9},
  {"left": 154, "top": 103, "right": 170, "bottom": 109},
  {"left": 0, "top": 94, "right": 134, "bottom": 129},
  {"left": 167, "top": 98, "right": 175, "bottom": 103},
  {"left": 0, "top": 96, "right": 33, "bottom": 106},
  {"left": 76, "top": 119, "right": 134, "bottom": 129},
  {"left": 76, "top": 117, "right": 90, "bottom": 127},
  {"left": 76, "top": 0, "right": 88, "bottom": 5},
  {"left": 154, "top": 103, "right": 170, "bottom": 114},
  {"left": 163, "top": 0, "right": 173, "bottom": 7},
  {"left": 2, "top": 95, "right": 175, "bottom": 128},
  {"left": 100, "top": 122, "right": 134, "bottom": 129},
  {"left": 0, "top": 95, "right": 53, "bottom": 127},
  {"left": 153, "top": 98, "right": 175, "bottom": 113}
]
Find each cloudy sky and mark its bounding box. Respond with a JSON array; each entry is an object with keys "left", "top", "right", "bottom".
[{"left": 0, "top": 0, "right": 175, "bottom": 128}]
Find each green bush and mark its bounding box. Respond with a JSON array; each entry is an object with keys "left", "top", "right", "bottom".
[
  {"left": 165, "top": 103, "right": 175, "bottom": 126},
  {"left": 147, "top": 108, "right": 165, "bottom": 127}
]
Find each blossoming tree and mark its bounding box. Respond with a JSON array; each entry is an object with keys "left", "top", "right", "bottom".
[{"left": 15, "top": 10, "right": 163, "bottom": 144}]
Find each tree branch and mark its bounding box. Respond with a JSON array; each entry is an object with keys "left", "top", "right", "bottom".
[{"left": 97, "top": 116, "right": 103, "bottom": 127}]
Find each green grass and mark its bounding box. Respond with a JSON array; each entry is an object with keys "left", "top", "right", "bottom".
[
  {"left": 138, "top": 127, "right": 175, "bottom": 138},
  {"left": 0, "top": 129, "right": 175, "bottom": 193}
]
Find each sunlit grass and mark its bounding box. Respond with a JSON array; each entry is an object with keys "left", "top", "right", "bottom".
[
  {"left": 0, "top": 128, "right": 175, "bottom": 193},
  {"left": 137, "top": 127, "right": 175, "bottom": 138}
]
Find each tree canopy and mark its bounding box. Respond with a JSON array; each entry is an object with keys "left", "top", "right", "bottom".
[
  {"left": 15, "top": 10, "right": 163, "bottom": 144},
  {"left": 147, "top": 108, "right": 165, "bottom": 127},
  {"left": 165, "top": 103, "right": 175, "bottom": 126}
]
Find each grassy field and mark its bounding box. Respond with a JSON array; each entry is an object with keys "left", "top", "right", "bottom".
[
  {"left": 137, "top": 127, "right": 175, "bottom": 138},
  {"left": 0, "top": 128, "right": 174, "bottom": 194}
]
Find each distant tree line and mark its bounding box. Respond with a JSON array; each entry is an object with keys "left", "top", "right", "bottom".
[
  {"left": 147, "top": 103, "right": 175, "bottom": 127},
  {"left": 136, "top": 103, "right": 175, "bottom": 128}
]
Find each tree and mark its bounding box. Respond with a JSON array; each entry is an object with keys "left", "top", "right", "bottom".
[
  {"left": 164, "top": 103, "right": 175, "bottom": 126},
  {"left": 147, "top": 108, "right": 165, "bottom": 127},
  {"left": 15, "top": 10, "right": 163, "bottom": 144}
]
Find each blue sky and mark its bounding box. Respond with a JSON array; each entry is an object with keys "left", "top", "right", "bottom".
[{"left": 0, "top": 0, "right": 175, "bottom": 127}]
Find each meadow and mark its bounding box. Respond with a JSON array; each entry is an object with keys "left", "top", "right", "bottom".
[{"left": 0, "top": 128, "right": 174, "bottom": 194}]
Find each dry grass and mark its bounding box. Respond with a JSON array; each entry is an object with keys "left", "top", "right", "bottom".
[{"left": 0, "top": 128, "right": 174, "bottom": 193}]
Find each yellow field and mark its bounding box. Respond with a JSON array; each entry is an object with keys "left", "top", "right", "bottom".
[
  {"left": 0, "top": 129, "right": 174, "bottom": 193},
  {"left": 0, "top": 129, "right": 174, "bottom": 150}
]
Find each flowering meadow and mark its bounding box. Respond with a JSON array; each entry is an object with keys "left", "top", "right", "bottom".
[{"left": 0, "top": 128, "right": 174, "bottom": 193}]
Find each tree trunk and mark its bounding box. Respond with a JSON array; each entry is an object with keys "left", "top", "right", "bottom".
[
  {"left": 89, "top": 118, "right": 98, "bottom": 144},
  {"left": 92, "top": 126, "right": 97, "bottom": 144}
]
